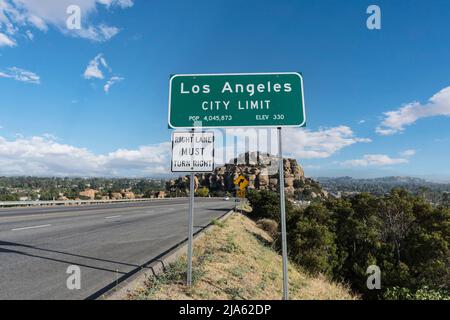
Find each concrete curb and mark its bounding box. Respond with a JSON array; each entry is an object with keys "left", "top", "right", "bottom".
[{"left": 99, "top": 208, "right": 236, "bottom": 300}]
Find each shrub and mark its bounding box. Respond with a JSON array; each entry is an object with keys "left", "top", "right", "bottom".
[
  {"left": 211, "top": 218, "right": 225, "bottom": 228},
  {"left": 247, "top": 190, "right": 293, "bottom": 222},
  {"left": 196, "top": 187, "right": 209, "bottom": 197},
  {"left": 256, "top": 219, "right": 279, "bottom": 239},
  {"left": 287, "top": 204, "right": 337, "bottom": 277},
  {"left": 384, "top": 286, "right": 450, "bottom": 300}
]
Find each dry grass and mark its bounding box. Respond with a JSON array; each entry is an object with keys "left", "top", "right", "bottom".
[{"left": 128, "top": 213, "right": 357, "bottom": 300}]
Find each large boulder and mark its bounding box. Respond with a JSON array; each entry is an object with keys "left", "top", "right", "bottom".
[{"left": 166, "top": 152, "right": 328, "bottom": 199}]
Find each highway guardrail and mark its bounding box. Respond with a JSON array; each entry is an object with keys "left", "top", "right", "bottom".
[{"left": 0, "top": 197, "right": 235, "bottom": 208}]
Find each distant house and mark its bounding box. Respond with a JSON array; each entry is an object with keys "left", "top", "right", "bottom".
[{"left": 19, "top": 196, "right": 30, "bottom": 201}]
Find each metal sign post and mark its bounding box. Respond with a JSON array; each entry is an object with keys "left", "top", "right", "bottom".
[
  {"left": 278, "top": 127, "right": 289, "bottom": 300},
  {"left": 187, "top": 172, "right": 194, "bottom": 286},
  {"left": 170, "top": 130, "right": 214, "bottom": 286}
]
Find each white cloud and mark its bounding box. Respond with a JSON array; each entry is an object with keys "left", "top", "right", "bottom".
[
  {"left": 76, "top": 24, "right": 120, "bottom": 42},
  {"left": 217, "top": 126, "right": 370, "bottom": 164},
  {"left": 83, "top": 53, "right": 108, "bottom": 79},
  {"left": 0, "top": 66, "right": 40, "bottom": 84},
  {"left": 0, "top": 0, "right": 134, "bottom": 46},
  {"left": 399, "top": 149, "right": 416, "bottom": 157},
  {"left": 0, "top": 125, "right": 372, "bottom": 176},
  {"left": 341, "top": 154, "right": 408, "bottom": 167},
  {"left": 283, "top": 126, "right": 371, "bottom": 159},
  {"left": 0, "top": 32, "right": 16, "bottom": 46},
  {"left": 376, "top": 86, "right": 450, "bottom": 135},
  {"left": 84, "top": 54, "right": 123, "bottom": 93},
  {"left": 303, "top": 164, "right": 321, "bottom": 170},
  {"left": 25, "top": 29, "right": 33, "bottom": 40},
  {"left": 0, "top": 134, "right": 170, "bottom": 176},
  {"left": 97, "top": 0, "right": 134, "bottom": 8},
  {"left": 104, "top": 76, "right": 124, "bottom": 93}
]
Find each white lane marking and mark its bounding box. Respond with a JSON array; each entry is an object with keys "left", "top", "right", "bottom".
[
  {"left": 0, "top": 202, "right": 186, "bottom": 222},
  {"left": 0, "top": 201, "right": 227, "bottom": 223},
  {"left": 11, "top": 224, "right": 51, "bottom": 231},
  {"left": 105, "top": 215, "right": 121, "bottom": 219}
]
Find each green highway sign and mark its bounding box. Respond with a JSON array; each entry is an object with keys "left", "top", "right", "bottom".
[{"left": 168, "top": 72, "right": 306, "bottom": 128}]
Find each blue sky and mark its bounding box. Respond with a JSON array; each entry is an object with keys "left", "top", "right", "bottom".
[{"left": 0, "top": 0, "right": 449, "bottom": 180}]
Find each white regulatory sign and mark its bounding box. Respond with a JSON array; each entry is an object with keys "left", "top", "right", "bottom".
[{"left": 171, "top": 131, "right": 214, "bottom": 172}]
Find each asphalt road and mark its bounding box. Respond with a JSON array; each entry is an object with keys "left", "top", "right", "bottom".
[{"left": 0, "top": 198, "right": 235, "bottom": 300}]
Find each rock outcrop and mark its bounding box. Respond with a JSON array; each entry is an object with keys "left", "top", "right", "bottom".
[{"left": 166, "top": 152, "right": 327, "bottom": 199}]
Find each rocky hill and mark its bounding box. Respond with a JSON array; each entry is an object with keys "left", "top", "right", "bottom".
[{"left": 166, "top": 152, "right": 328, "bottom": 200}]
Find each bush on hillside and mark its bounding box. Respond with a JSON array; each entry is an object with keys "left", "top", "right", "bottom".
[
  {"left": 256, "top": 219, "right": 279, "bottom": 239},
  {"left": 196, "top": 187, "right": 209, "bottom": 197},
  {"left": 247, "top": 189, "right": 450, "bottom": 299},
  {"left": 247, "top": 190, "right": 293, "bottom": 222},
  {"left": 384, "top": 286, "right": 450, "bottom": 300}
]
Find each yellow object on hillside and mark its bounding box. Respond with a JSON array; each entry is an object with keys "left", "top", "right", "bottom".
[{"left": 234, "top": 175, "right": 249, "bottom": 190}]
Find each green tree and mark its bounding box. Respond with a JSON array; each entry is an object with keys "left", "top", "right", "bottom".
[
  {"left": 245, "top": 189, "right": 450, "bottom": 299},
  {"left": 247, "top": 190, "right": 293, "bottom": 222},
  {"left": 287, "top": 203, "right": 337, "bottom": 276}
]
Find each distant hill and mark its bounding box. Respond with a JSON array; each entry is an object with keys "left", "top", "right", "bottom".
[{"left": 316, "top": 176, "right": 450, "bottom": 203}]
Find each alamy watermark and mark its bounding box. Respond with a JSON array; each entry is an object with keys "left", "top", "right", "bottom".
[
  {"left": 366, "top": 265, "right": 381, "bottom": 290},
  {"left": 366, "top": 5, "right": 381, "bottom": 30},
  {"left": 66, "top": 5, "right": 82, "bottom": 30},
  {"left": 66, "top": 265, "right": 81, "bottom": 290}
]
